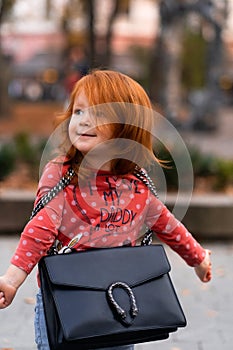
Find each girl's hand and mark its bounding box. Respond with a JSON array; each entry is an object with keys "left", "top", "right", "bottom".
[
  {"left": 194, "top": 249, "right": 212, "bottom": 282},
  {"left": 0, "top": 276, "right": 17, "bottom": 309},
  {"left": 0, "top": 265, "right": 28, "bottom": 309}
]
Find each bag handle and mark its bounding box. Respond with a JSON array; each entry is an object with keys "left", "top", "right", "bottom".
[
  {"left": 133, "top": 166, "right": 158, "bottom": 246},
  {"left": 30, "top": 167, "right": 75, "bottom": 220},
  {"left": 30, "top": 166, "right": 158, "bottom": 246}
]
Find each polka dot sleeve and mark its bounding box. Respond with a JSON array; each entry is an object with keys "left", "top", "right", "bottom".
[
  {"left": 146, "top": 195, "right": 206, "bottom": 267},
  {"left": 10, "top": 161, "right": 66, "bottom": 274}
]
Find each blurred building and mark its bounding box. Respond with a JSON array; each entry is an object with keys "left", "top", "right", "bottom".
[
  {"left": 1, "top": 0, "right": 159, "bottom": 63},
  {"left": 1, "top": 0, "right": 233, "bottom": 103},
  {"left": 2, "top": 1, "right": 233, "bottom": 63},
  {"left": 1, "top": 0, "right": 66, "bottom": 63}
]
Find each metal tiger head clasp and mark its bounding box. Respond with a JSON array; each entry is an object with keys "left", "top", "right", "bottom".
[{"left": 107, "top": 281, "right": 139, "bottom": 326}]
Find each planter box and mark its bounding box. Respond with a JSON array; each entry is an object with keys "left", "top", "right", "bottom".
[
  {"left": 0, "top": 190, "right": 233, "bottom": 239},
  {"left": 166, "top": 194, "right": 233, "bottom": 239}
]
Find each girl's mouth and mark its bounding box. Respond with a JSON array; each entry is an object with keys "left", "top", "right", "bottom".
[{"left": 78, "top": 133, "right": 96, "bottom": 137}]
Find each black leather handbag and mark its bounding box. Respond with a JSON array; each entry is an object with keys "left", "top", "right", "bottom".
[
  {"left": 33, "top": 167, "right": 187, "bottom": 350},
  {"left": 39, "top": 244, "right": 186, "bottom": 350}
]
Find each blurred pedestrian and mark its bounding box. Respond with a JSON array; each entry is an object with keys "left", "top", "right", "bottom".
[{"left": 63, "top": 46, "right": 89, "bottom": 106}]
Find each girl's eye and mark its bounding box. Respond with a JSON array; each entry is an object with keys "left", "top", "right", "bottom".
[{"left": 74, "top": 109, "right": 84, "bottom": 116}]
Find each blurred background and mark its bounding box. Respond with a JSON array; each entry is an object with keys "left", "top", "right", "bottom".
[{"left": 0, "top": 0, "right": 233, "bottom": 193}]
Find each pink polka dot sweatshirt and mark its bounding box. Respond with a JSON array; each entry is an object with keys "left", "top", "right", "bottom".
[{"left": 11, "top": 161, "right": 206, "bottom": 276}]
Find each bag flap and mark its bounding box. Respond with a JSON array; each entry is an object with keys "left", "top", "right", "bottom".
[{"left": 41, "top": 245, "right": 171, "bottom": 290}]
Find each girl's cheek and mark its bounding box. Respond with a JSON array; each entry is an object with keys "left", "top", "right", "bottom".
[{"left": 68, "top": 125, "right": 77, "bottom": 144}]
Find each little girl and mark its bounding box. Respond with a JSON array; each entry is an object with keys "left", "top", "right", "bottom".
[{"left": 0, "top": 70, "right": 212, "bottom": 350}]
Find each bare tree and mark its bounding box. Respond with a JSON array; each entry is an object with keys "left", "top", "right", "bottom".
[
  {"left": 85, "top": 0, "right": 95, "bottom": 67},
  {"left": 59, "top": 0, "right": 130, "bottom": 69},
  {"left": 45, "top": 0, "right": 52, "bottom": 19},
  {"left": 103, "top": 0, "right": 130, "bottom": 67},
  {"left": 149, "top": 0, "right": 228, "bottom": 130},
  {"left": 0, "top": 0, "right": 15, "bottom": 117}
]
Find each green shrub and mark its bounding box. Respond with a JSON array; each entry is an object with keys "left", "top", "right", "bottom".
[
  {"left": 188, "top": 148, "right": 219, "bottom": 177},
  {"left": 0, "top": 143, "right": 16, "bottom": 181},
  {"left": 214, "top": 159, "right": 233, "bottom": 190},
  {"left": 14, "top": 132, "right": 37, "bottom": 165},
  {"left": 13, "top": 132, "right": 46, "bottom": 180},
  {"left": 155, "top": 144, "right": 233, "bottom": 191}
]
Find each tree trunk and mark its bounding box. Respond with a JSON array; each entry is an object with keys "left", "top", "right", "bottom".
[
  {"left": 86, "top": 0, "right": 96, "bottom": 68},
  {"left": 0, "top": 44, "right": 11, "bottom": 118},
  {"left": 104, "top": 0, "right": 120, "bottom": 67}
]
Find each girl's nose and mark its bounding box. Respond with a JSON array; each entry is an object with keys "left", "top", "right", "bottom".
[
  {"left": 79, "top": 111, "right": 92, "bottom": 126},
  {"left": 79, "top": 118, "right": 91, "bottom": 126}
]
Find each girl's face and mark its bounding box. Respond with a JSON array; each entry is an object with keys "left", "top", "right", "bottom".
[{"left": 69, "top": 91, "right": 113, "bottom": 158}]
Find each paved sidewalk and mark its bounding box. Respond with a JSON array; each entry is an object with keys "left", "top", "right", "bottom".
[{"left": 0, "top": 236, "right": 232, "bottom": 350}]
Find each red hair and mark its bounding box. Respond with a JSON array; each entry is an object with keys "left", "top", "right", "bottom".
[{"left": 56, "top": 70, "right": 160, "bottom": 175}]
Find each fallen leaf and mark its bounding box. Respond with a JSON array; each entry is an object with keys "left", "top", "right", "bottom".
[
  {"left": 181, "top": 288, "right": 191, "bottom": 296},
  {"left": 24, "top": 297, "right": 36, "bottom": 304},
  {"left": 206, "top": 309, "right": 218, "bottom": 318}
]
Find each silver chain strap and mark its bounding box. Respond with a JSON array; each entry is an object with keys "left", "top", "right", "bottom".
[
  {"left": 134, "top": 166, "right": 158, "bottom": 199},
  {"left": 134, "top": 166, "right": 159, "bottom": 246},
  {"left": 30, "top": 167, "right": 75, "bottom": 220}
]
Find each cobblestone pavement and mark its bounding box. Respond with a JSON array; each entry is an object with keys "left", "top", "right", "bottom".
[{"left": 0, "top": 236, "right": 232, "bottom": 350}]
